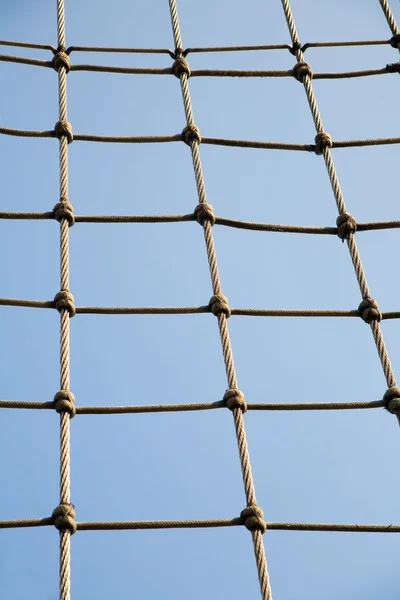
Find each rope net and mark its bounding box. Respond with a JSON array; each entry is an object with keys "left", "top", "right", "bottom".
[{"left": 1, "top": 0, "right": 400, "bottom": 598}]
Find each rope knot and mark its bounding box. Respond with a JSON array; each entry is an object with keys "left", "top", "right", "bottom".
[
  {"left": 240, "top": 504, "right": 267, "bottom": 534},
  {"left": 390, "top": 34, "right": 400, "bottom": 50},
  {"left": 383, "top": 387, "right": 400, "bottom": 415},
  {"left": 52, "top": 503, "right": 77, "bottom": 534},
  {"left": 358, "top": 297, "right": 382, "bottom": 323},
  {"left": 54, "top": 290, "right": 76, "bottom": 317},
  {"left": 336, "top": 212, "right": 357, "bottom": 241},
  {"left": 53, "top": 197, "right": 75, "bottom": 226},
  {"left": 182, "top": 124, "right": 201, "bottom": 146},
  {"left": 194, "top": 203, "right": 215, "bottom": 226},
  {"left": 223, "top": 388, "right": 247, "bottom": 413},
  {"left": 52, "top": 46, "right": 71, "bottom": 73},
  {"left": 209, "top": 293, "right": 231, "bottom": 318},
  {"left": 289, "top": 41, "right": 302, "bottom": 56},
  {"left": 55, "top": 120, "right": 73, "bottom": 144},
  {"left": 386, "top": 62, "right": 400, "bottom": 74},
  {"left": 172, "top": 56, "right": 191, "bottom": 78},
  {"left": 293, "top": 61, "right": 313, "bottom": 82},
  {"left": 314, "top": 131, "right": 332, "bottom": 155},
  {"left": 53, "top": 390, "right": 76, "bottom": 418}
]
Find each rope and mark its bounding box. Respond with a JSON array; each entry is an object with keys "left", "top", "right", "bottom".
[
  {"left": 3, "top": 124, "right": 400, "bottom": 153},
  {"left": 2, "top": 516, "right": 400, "bottom": 533},
  {"left": 1, "top": 0, "right": 400, "bottom": 598},
  {"left": 0, "top": 398, "right": 386, "bottom": 413},
  {"left": 280, "top": 0, "right": 399, "bottom": 427},
  {"left": 168, "top": 2, "right": 273, "bottom": 597}
]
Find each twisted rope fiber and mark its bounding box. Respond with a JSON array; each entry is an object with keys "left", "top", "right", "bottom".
[
  {"left": 53, "top": 2, "right": 76, "bottom": 599},
  {"left": 280, "top": 0, "right": 399, "bottom": 430},
  {"left": 168, "top": 1, "right": 273, "bottom": 597}
]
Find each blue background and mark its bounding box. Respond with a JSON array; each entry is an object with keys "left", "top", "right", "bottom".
[{"left": 1, "top": 0, "right": 400, "bottom": 598}]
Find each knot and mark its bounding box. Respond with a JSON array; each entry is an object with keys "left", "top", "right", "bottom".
[
  {"left": 194, "top": 203, "right": 215, "bottom": 226},
  {"left": 52, "top": 46, "right": 71, "bottom": 73},
  {"left": 383, "top": 387, "right": 400, "bottom": 415},
  {"left": 240, "top": 504, "right": 267, "bottom": 534},
  {"left": 223, "top": 388, "right": 247, "bottom": 413},
  {"left": 182, "top": 124, "right": 201, "bottom": 146},
  {"left": 54, "top": 290, "right": 76, "bottom": 317},
  {"left": 53, "top": 197, "right": 75, "bottom": 226},
  {"left": 289, "top": 41, "right": 302, "bottom": 56},
  {"left": 293, "top": 61, "right": 313, "bottom": 82},
  {"left": 390, "top": 34, "right": 400, "bottom": 50},
  {"left": 172, "top": 56, "right": 191, "bottom": 78},
  {"left": 336, "top": 213, "right": 357, "bottom": 240},
  {"left": 358, "top": 297, "right": 382, "bottom": 324},
  {"left": 52, "top": 503, "right": 77, "bottom": 534},
  {"left": 314, "top": 131, "right": 332, "bottom": 155},
  {"left": 53, "top": 390, "right": 76, "bottom": 418},
  {"left": 209, "top": 293, "right": 231, "bottom": 318},
  {"left": 55, "top": 120, "right": 73, "bottom": 144},
  {"left": 386, "top": 62, "right": 400, "bottom": 73}
]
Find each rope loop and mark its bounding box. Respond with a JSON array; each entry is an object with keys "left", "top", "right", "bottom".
[
  {"left": 172, "top": 55, "right": 191, "bottom": 78},
  {"left": 293, "top": 61, "right": 313, "bottom": 82},
  {"left": 53, "top": 197, "right": 75, "bottom": 226},
  {"left": 52, "top": 503, "right": 77, "bottom": 534},
  {"left": 182, "top": 124, "right": 201, "bottom": 146},
  {"left": 54, "top": 289, "right": 76, "bottom": 317},
  {"left": 194, "top": 203, "right": 215, "bottom": 226},
  {"left": 52, "top": 46, "right": 71, "bottom": 73},
  {"left": 383, "top": 387, "right": 400, "bottom": 415},
  {"left": 314, "top": 131, "right": 332, "bottom": 155},
  {"left": 223, "top": 388, "right": 247, "bottom": 413},
  {"left": 55, "top": 120, "right": 73, "bottom": 144},
  {"left": 289, "top": 41, "right": 302, "bottom": 56},
  {"left": 390, "top": 34, "right": 400, "bottom": 49},
  {"left": 358, "top": 297, "right": 382, "bottom": 324},
  {"left": 240, "top": 504, "right": 267, "bottom": 534},
  {"left": 336, "top": 212, "right": 357, "bottom": 241},
  {"left": 53, "top": 390, "right": 76, "bottom": 418},
  {"left": 209, "top": 293, "right": 231, "bottom": 318},
  {"left": 386, "top": 62, "right": 400, "bottom": 74}
]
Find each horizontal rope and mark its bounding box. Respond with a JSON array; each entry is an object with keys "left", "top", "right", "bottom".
[
  {"left": 0, "top": 38, "right": 393, "bottom": 57},
  {"left": 0, "top": 212, "right": 400, "bottom": 236},
  {"left": 1, "top": 52, "right": 398, "bottom": 80},
  {"left": 1, "top": 124, "right": 400, "bottom": 154},
  {"left": 0, "top": 40, "right": 56, "bottom": 52},
  {"left": 0, "top": 516, "right": 399, "bottom": 533},
  {"left": 0, "top": 298, "right": 399, "bottom": 319},
  {"left": 66, "top": 46, "right": 176, "bottom": 58},
  {"left": 0, "top": 399, "right": 386, "bottom": 413}
]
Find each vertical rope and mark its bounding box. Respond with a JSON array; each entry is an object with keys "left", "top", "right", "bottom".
[
  {"left": 168, "top": 2, "right": 272, "bottom": 597},
  {"left": 56, "top": 1, "right": 72, "bottom": 598},
  {"left": 280, "top": 0, "right": 397, "bottom": 398}
]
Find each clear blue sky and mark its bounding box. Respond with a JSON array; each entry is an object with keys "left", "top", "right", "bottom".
[{"left": 1, "top": 1, "right": 400, "bottom": 598}]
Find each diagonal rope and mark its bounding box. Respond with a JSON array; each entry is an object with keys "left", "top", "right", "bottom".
[
  {"left": 280, "top": 0, "right": 398, "bottom": 416},
  {"left": 168, "top": 1, "right": 272, "bottom": 598}
]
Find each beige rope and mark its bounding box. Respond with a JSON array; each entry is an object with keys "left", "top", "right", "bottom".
[
  {"left": 168, "top": 2, "right": 272, "bottom": 598},
  {"left": 54, "top": 2, "right": 74, "bottom": 599}
]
